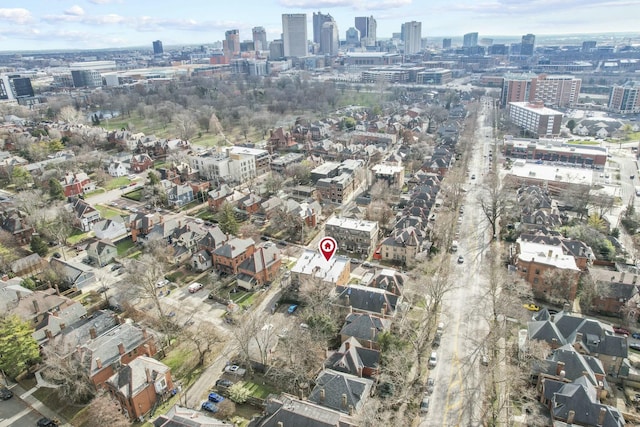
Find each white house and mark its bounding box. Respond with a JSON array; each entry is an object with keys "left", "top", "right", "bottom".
[
  {"left": 93, "top": 216, "right": 128, "bottom": 241},
  {"left": 107, "top": 161, "right": 128, "bottom": 177}
]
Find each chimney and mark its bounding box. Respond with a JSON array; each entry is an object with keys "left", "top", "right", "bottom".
[
  {"left": 548, "top": 249, "right": 553, "bottom": 258},
  {"left": 54, "top": 284, "right": 61, "bottom": 295},
  {"left": 371, "top": 327, "right": 377, "bottom": 341},
  {"left": 45, "top": 329, "right": 53, "bottom": 340},
  {"left": 341, "top": 394, "right": 348, "bottom": 410},
  {"left": 550, "top": 314, "right": 555, "bottom": 322},
  {"left": 633, "top": 275, "right": 638, "bottom": 285},
  {"left": 95, "top": 357, "right": 102, "bottom": 369},
  {"left": 344, "top": 340, "right": 351, "bottom": 351},
  {"left": 118, "top": 342, "right": 125, "bottom": 355},
  {"left": 319, "top": 389, "right": 325, "bottom": 402},
  {"left": 277, "top": 423, "right": 283, "bottom": 427},
  {"left": 559, "top": 370, "right": 566, "bottom": 379},
  {"left": 357, "top": 367, "right": 363, "bottom": 377},
  {"left": 145, "top": 367, "right": 152, "bottom": 383},
  {"left": 59, "top": 323, "right": 66, "bottom": 330},
  {"left": 556, "top": 361, "right": 565, "bottom": 376},
  {"left": 345, "top": 295, "right": 350, "bottom": 306},
  {"left": 381, "top": 302, "right": 388, "bottom": 316},
  {"left": 33, "top": 299, "right": 40, "bottom": 313},
  {"left": 620, "top": 272, "right": 626, "bottom": 283},
  {"left": 597, "top": 407, "right": 606, "bottom": 426},
  {"left": 89, "top": 327, "right": 97, "bottom": 339},
  {"left": 349, "top": 404, "right": 354, "bottom": 415},
  {"left": 567, "top": 410, "right": 575, "bottom": 424},
  {"left": 142, "top": 328, "right": 148, "bottom": 339},
  {"left": 576, "top": 332, "right": 583, "bottom": 343}
]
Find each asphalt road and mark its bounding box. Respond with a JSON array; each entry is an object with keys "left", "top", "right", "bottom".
[
  {"left": 0, "top": 386, "right": 51, "bottom": 427},
  {"left": 421, "top": 99, "right": 494, "bottom": 427}
]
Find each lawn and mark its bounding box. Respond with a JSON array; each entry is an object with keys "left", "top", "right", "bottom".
[
  {"left": 567, "top": 139, "right": 600, "bottom": 145},
  {"left": 123, "top": 189, "right": 142, "bottom": 201},
  {"left": 116, "top": 238, "right": 135, "bottom": 255},
  {"left": 230, "top": 291, "right": 258, "bottom": 308},
  {"left": 105, "top": 176, "right": 132, "bottom": 190},
  {"left": 95, "top": 205, "right": 121, "bottom": 219},
  {"left": 237, "top": 380, "right": 275, "bottom": 399},
  {"left": 68, "top": 229, "right": 92, "bottom": 245},
  {"left": 32, "top": 387, "right": 86, "bottom": 421},
  {"left": 84, "top": 188, "right": 106, "bottom": 197}
]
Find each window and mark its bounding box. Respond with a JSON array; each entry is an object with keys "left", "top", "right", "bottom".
[
  {"left": 533, "top": 278, "right": 539, "bottom": 284},
  {"left": 535, "top": 269, "right": 540, "bottom": 275}
]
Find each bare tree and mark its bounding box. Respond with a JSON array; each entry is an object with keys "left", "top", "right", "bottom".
[
  {"left": 58, "top": 106, "right": 84, "bottom": 126},
  {"left": 183, "top": 322, "right": 222, "bottom": 367},
  {"left": 477, "top": 173, "right": 511, "bottom": 240},
  {"left": 173, "top": 112, "right": 198, "bottom": 141},
  {"left": 232, "top": 310, "right": 281, "bottom": 370},
  {"left": 86, "top": 391, "right": 130, "bottom": 427},
  {"left": 121, "top": 251, "right": 169, "bottom": 319},
  {"left": 40, "top": 342, "right": 95, "bottom": 404}
]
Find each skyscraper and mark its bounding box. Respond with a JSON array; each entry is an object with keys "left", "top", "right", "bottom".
[
  {"left": 521, "top": 33, "right": 535, "bottom": 56},
  {"left": 442, "top": 38, "right": 452, "bottom": 49},
  {"left": 313, "top": 12, "right": 333, "bottom": 45},
  {"left": 224, "top": 29, "right": 240, "bottom": 58},
  {"left": 152, "top": 40, "right": 163, "bottom": 55},
  {"left": 282, "top": 13, "right": 308, "bottom": 57},
  {"left": 269, "top": 39, "right": 284, "bottom": 60},
  {"left": 345, "top": 27, "right": 360, "bottom": 46},
  {"left": 252, "top": 27, "right": 267, "bottom": 51},
  {"left": 463, "top": 32, "right": 478, "bottom": 48},
  {"left": 355, "top": 16, "right": 376, "bottom": 47},
  {"left": 320, "top": 20, "right": 339, "bottom": 56},
  {"left": 403, "top": 21, "right": 422, "bottom": 55}
]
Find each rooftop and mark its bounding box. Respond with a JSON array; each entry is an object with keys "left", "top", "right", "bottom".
[
  {"left": 291, "top": 250, "right": 349, "bottom": 284},
  {"left": 326, "top": 216, "right": 378, "bottom": 233},
  {"left": 517, "top": 239, "right": 580, "bottom": 270},
  {"left": 509, "top": 101, "right": 563, "bottom": 116}
]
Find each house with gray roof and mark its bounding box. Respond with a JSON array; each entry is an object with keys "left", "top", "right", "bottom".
[
  {"left": 86, "top": 239, "right": 117, "bottom": 267},
  {"left": 340, "top": 312, "right": 391, "bottom": 350},
  {"left": 308, "top": 370, "right": 373, "bottom": 415},
  {"left": 335, "top": 284, "right": 400, "bottom": 319},
  {"left": 93, "top": 216, "right": 128, "bottom": 241},
  {"left": 252, "top": 393, "right": 357, "bottom": 427},
  {"left": 153, "top": 405, "right": 233, "bottom": 426},
  {"left": 237, "top": 242, "right": 282, "bottom": 290},
  {"left": 324, "top": 337, "right": 380, "bottom": 378},
  {"left": 212, "top": 237, "right": 255, "bottom": 275},
  {"left": 528, "top": 311, "right": 628, "bottom": 377},
  {"left": 541, "top": 376, "right": 624, "bottom": 427}
]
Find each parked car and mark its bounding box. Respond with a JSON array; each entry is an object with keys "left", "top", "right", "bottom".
[
  {"left": 111, "top": 263, "right": 122, "bottom": 271},
  {"left": 523, "top": 303, "right": 541, "bottom": 312},
  {"left": 188, "top": 282, "right": 204, "bottom": 293},
  {"left": 0, "top": 388, "right": 13, "bottom": 400},
  {"left": 632, "top": 332, "right": 640, "bottom": 340},
  {"left": 208, "top": 392, "right": 224, "bottom": 403},
  {"left": 428, "top": 351, "right": 437, "bottom": 368},
  {"left": 37, "top": 418, "right": 58, "bottom": 427},
  {"left": 156, "top": 279, "right": 169, "bottom": 288},
  {"left": 420, "top": 396, "right": 430, "bottom": 413},
  {"left": 432, "top": 333, "right": 441, "bottom": 348},
  {"left": 614, "top": 326, "right": 631, "bottom": 336},
  {"left": 215, "top": 379, "right": 233, "bottom": 388},
  {"left": 201, "top": 401, "right": 218, "bottom": 413},
  {"left": 287, "top": 304, "right": 298, "bottom": 314},
  {"left": 425, "top": 378, "right": 435, "bottom": 395},
  {"left": 630, "top": 343, "right": 640, "bottom": 352},
  {"left": 457, "top": 255, "right": 464, "bottom": 264},
  {"left": 52, "top": 252, "right": 61, "bottom": 259},
  {"left": 224, "top": 365, "right": 246, "bottom": 376}
]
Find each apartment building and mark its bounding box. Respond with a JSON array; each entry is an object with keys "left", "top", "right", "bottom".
[
  {"left": 189, "top": 146, "right": 269, "bottom": 184},
  {"left": 325, "top": 216, "right": 379, "bottom": 257},
  {"left": 608, "top": 81, "right": 640, "bottom": 114},
  {"left": 508, "top": 102, "right": 563, "bottom": 138}
]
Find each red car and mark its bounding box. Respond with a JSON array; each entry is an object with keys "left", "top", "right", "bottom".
[{"left": 614, "top": 326, "right": 630, "bottom": 336}]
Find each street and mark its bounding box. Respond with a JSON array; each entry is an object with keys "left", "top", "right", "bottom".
[{"left": 422, "top": 99, "right": 495, "bottom": 426}]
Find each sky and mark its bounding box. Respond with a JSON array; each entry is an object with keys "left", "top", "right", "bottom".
[{"left": 0, "top": 0, "right": 639, "bottom": 52}]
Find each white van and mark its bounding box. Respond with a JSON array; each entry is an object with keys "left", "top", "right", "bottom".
[
  {"left": 429, "top": 351, "right": 437, "bottom": 368},
  {"left": 188, "top": 282, "right": 204, "bottom": 293},
  {"left": 436, "top": 322, "right": 444, "bottom": 335}
]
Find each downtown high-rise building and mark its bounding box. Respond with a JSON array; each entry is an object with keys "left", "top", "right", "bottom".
[
  {"left": 313, "top": 12, "right": 333, "bottom": 44},
  {"left": 152, "top": 40, "right": 163, "bottom": 55},
  {"left": 282, "top": 13, "right": 308, "bottom": 57},
  {"left": 521, "top": 33, "right": 536, "bottom": 56},
  {"left": 224, "top": 29, "right": 240, "bottom": 58},
  {"left": 320, "top": 20, "right": 339, "bottom": 55},
  {"left": 355, "top": 16, "right": 376, "bottom": 47},
  {"left": 463, "top": 32, "right": 478, "bottom": 47},
  {"left": 442, "top": 38, "right": 452, "bottom": 49},
  {"left": 608, "top": 81, "right": 640, "bottom": 114},
  {"left": 345, "top": 27, "right": 360, "bottom": 45},
  {"left": 501, "top": 73, "right": 582, "bottom": 108},
  {"left": 402, "top": 21, "right": 422, "bottom": 55},
  {"left": 252, "top": 27, "right": 267, "bottom": 51}
]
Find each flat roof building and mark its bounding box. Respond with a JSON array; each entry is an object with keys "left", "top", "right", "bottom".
[{"left": 508, "top": 101, "right": 563, "bottom": 138}]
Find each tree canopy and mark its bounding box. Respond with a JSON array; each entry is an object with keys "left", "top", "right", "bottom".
[{"left": 0, "top": 315, "right": 40, "bottom": 379}]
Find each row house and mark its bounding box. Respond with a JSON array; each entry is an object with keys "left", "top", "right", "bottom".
[
  {"left": 589, "top": 268, "right": 640, "bottom": 319},
  {"left": 378, "top": 226, "right": 428, "bottom": 266}
]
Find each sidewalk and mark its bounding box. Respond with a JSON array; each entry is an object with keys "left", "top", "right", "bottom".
[{"left": 1, "top": 382, "right": 68, "bottom": 427}]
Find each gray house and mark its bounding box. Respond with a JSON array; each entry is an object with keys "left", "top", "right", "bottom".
[{"left": 86, "top": 240, "right": 118, "bottom": 267}]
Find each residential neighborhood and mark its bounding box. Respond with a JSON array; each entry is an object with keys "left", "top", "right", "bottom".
[{"left": 0, "top": 8, "right": 640, "bottom": 427}]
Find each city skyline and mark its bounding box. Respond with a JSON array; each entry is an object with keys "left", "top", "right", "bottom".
[{"left": 0, "top": 0, "right": 639, "bottom": 52}]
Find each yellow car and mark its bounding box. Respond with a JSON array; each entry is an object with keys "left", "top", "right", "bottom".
[{"left": 523, "top": 303, "right": 541, "bottom": 312}]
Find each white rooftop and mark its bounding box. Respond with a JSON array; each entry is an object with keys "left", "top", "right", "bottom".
[
  {"left": 372, "top": 164, "right": 404, "bottom": 175},
  {"left": 509, "top": 102, "right": 563, "bottom": 116},
  {"left": 507, "top": 162, "right": 594, "bottom": 186},
  {"left": 291, "top": 250, "right": 350, "bottom": 284},
  {"left": 517, "top": 240, "right": 580, "bottom": 270},
  {"left": 326, "top": 216, "right": 378, "bottom": 232}
]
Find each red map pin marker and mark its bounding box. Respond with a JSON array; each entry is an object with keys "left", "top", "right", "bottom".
[{"left": 319, "top": 237, "right": 337, "bottom": 262}]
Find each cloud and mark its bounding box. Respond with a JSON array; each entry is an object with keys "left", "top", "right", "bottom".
[
  {"left": 0, "top": 8, "right": 33, "bottom": 24},
  {"left": 64, "top": 5, "right": 85, "bottom": 16},
  {"left": 278, "top": 0, "right": 412, "bottom": 10},
  {"left": 450, "top": 0, "right": 640, "bottom": 15},
  {"left": 88, "top": 0, "right": 123, "bottom": 4}
]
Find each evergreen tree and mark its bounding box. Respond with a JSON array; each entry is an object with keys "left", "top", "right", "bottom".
[
  {"left": 30, "top": 235, "right": 49, "bottom": 256},
  {"left": 219, "top": 202, "right": 239, "bottom": 235},
  {"left": 0, "top": 315, "right": 40, "bottom": 379},
  {"left": 49, "top": 178, "right": 65, "bottom": 200}
]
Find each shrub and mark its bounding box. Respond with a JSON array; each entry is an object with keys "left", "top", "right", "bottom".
[{"left": 228, "top": 383, "right": 251, "bottom": 404}]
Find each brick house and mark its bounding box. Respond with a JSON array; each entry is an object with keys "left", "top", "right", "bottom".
[
  {"left": 237, "top": 193, "right": 262, "bottom": 215},
  {"left": 512, "top": 237, "right": 582, "bottom": 302},
  {"left": 131, "top": 154, "right": 154, "bottom": 173},
  {"left": 236, "top": 242, "right": 281, "bottom": 290},
  {"left": 72, "top": 322, "right": 158, "bottom": 387},
  {"left": 61, "top": 172, "right": 94, "bottom": 197},
  {"left": 339, "top": 313, "right": 391, "bottom": 350},
  {"left": 325, "top": 217, "right": 379, "bottom": 257},
  {"left": 207, "top": 184, "right": 234, "bottom": 211},
  {"left": 589, "top": 269, "right": 640, "bottom": 317},
  {"left": 324, "top": 337, "right": 380, "bottom": 378},
  {"left": 1, "top": 211, "right": 34, "bottom": 245},
  {"left": 212, "top": 237, "right": 255, "bottom": 275},
  {"left": 106, "top": 356, "right": 173, "bottom": 421}
]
